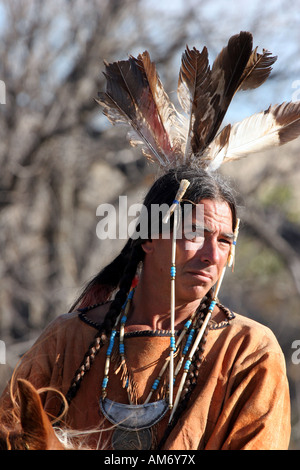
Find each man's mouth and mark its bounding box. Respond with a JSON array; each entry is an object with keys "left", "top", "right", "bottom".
[{"left": 187, "top": 270, "right": 213, "bottom": 282}]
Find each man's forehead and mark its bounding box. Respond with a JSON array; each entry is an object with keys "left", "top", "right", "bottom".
[{"left": 192, "top": 199, "right": 233, "bottom": 228}]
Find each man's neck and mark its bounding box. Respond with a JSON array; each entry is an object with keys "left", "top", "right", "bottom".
[{"left": 125, "top": 278, "right": 202, "bottom": 332}]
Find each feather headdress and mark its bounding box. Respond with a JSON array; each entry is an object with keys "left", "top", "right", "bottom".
[
  {"left": 95, "top": 32, "right": 300, "bottom": 420},
  {"left": 96, "top": 31, "right": 300, "bottom": 172}
]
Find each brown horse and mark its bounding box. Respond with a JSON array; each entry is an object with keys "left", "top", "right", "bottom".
[
  {"left": 0, "top": 379, "right": 66, "bottom": 450},
  {"left": 0, "top": 379, "right": 111, "bottom": 450}
]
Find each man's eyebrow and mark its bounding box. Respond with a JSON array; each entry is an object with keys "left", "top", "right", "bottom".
[
  {"left": 192, "top": 223, "right": 234, "bottom": 240},
  {"left": 220, "top": 231, "right": 235, "bottom": 240}
]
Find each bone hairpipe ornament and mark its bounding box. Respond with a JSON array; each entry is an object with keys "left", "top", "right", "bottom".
[{"left": 163, "top": 179, "right": 190, "bottom": 224}]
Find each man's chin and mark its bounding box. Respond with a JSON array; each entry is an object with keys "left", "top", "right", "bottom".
[{"left": 177, "top": 284, "right": 213, "bottom": 304}]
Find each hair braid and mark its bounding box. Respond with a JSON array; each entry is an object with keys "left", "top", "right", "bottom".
[
  {"left": 65, "top": 335, "right": 106, "bottom": 405},
  {"left": 179, "top": 289, "right": 212, "bottom": 402},
  {"left": 157, "top": 289, "right": 213, "bottom": 449},
  {"left": 64, "top": 243, "right": 144, "bottom": 406}
]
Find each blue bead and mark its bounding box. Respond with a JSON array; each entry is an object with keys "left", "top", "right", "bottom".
[
  {"left": 188, "top": 328, "right": 194, "bottom": 339},
  {"left": 152, "top": 379, "right": 159, "bottom": 390},
  {"left": 170, "top": 266, "right": 176, "bottom": 277},
  {"left": 184, "top": 329, "right": 194, "bottom": 348},
  {"left": 208, "top": 300, "right": 216, "bottom": 312},
  {"left": 121, "top": 315, "right": 127, "bottom": 324},
  {"left": 121, "top": 290, "right": 134, "bottom": 310},
  {"left": 128, "top": 290, "right": 134, "bottom": 299},
  {"left": 170, "top": 337, "right": 176, "bottom": 351},
  {"left": 102, "top": 377, "right": 108, "bottom": 388},
  {"left": 184, "top": 334, "right": 193, "bottom": 351},
  {"left": 184, "top": 360, "right": 191, "bottom": 371}
]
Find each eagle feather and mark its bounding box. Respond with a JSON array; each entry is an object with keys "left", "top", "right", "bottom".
[{"left": 204, "top": 102, "right": 300, "bottom": 171}]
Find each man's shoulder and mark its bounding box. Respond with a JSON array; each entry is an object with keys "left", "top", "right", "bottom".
[
  {"left": 232, "top": 311, "right": 274, "bottom": 333},
  {"left": 44, "top": 302, "right": 110, "bottom": 330},
  {"left": 35, "top": 309, "right": 98, "bottom": 345},
  {"left": 229, "top": 311, "right": 284, "bottom": 355},
  {"left": 43, "top": 310, "right": 82, "bottom": 332}
]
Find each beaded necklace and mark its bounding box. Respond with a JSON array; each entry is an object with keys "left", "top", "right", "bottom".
[
  {"left": 100, "top": 288, "right": 204, "bottom": 450},
  {"left": 101, "top": 288, "right": 198, "bottom": 406}
]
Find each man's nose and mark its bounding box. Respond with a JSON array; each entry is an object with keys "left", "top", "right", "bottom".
[{"left": 198, "top": 238, "right": 220, "bottom": 265}]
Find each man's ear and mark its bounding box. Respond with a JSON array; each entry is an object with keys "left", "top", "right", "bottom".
[{"left": 141, "top": 239, "right": 154, "bottom": 254}]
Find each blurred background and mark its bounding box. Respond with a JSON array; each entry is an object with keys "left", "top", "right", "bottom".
[{"left": 0, "top": 0, "right": 299, "bottom": 449}]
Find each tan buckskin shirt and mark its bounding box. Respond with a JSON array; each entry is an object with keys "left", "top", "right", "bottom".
[{"left": 0, "top": 307, "right": 291, "bottom": 450}]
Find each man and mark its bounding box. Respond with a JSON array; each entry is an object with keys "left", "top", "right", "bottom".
[
  {"left": 0, "top": 166, "right": 291, "bottom": 450},
  {"left": 0, "top": 32, "right": 297, "bottom": 449}
]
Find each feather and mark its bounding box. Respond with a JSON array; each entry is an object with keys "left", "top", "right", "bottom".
[
  {"left": 96, "top": 52, "right": 185, "bottom": 168},
  {"left": 136, "top": 51, "right": 186, "bottom": 164},
  {"left": 97, "top": 32, "right": 298, "bottom": 175},
  {"left": 236, "top": 47, "right": 277, "bottom": 92},
  {"left": 198, "top": 124, "right": 231, "bottom": 171},
  {"left": 203, "top": 31, "right": 253, "bottom": 146},
  {"left": 177, "top": 32, "right": 253, "bottom": 161},
  {"left": 177, "top": 45, "right": 213, "bottom": 161},
  {"left": 204, "top": 101, "right": 300, "bottom": 170}
]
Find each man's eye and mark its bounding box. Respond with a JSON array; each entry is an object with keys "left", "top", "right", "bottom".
[{"left": 219, "top": 239, "right": 231, "bottom": 245}]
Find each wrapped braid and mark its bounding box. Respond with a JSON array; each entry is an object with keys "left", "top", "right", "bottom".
[{"left": 65, "top": 335, "right": 105, "bottom": 405}]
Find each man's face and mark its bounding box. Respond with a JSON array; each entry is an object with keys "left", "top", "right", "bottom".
[{"left": 142, "top": 199, "right": 234, "bottom": 305}]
